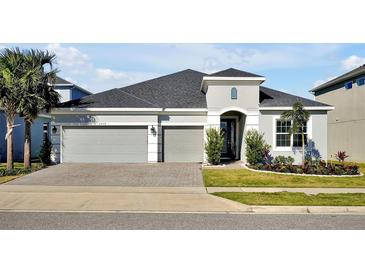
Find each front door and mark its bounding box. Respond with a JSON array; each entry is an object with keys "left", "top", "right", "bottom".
[{"left": 220, "top": 119, "right": 236, "bottom": 159}]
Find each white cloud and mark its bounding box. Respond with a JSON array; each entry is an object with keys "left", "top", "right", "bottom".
[
  {"left": 96, "top": 68, "right": 128, "bottom": 80},
  {"left": 47, "top": 43, "right": 89, "bottom": 67},
  {"left": 127, "top": 44, "right": 342, "bottom": 73},
  {"left": 313, "top": 76, "right": 336, "bottom": 88},
  {"left": 341, "top": 55, "right": 365, "bottom": 71}
]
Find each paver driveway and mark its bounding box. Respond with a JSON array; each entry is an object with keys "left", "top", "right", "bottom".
[{"left": 8, "top": 163, "right": 204, "bottom": 187}]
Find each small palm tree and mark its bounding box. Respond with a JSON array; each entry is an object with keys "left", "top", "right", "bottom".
[
  {"left": 280, "top": 102, "right": 310, "bottom": 166},
  {"left": 0, "top": 48, "right": 24, "bottom": 170},
  {"left": 18, "top": 49, "right": 59, "bottom": 168}
]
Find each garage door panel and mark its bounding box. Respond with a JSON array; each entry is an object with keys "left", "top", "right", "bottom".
[
  {"left": 163, "top": 126, "right": 203, "bottom": 163},
  {"left": 62, "top": 126, "right": 147, "bottom": 163}
]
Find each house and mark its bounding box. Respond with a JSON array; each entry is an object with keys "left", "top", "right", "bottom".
[
  {"left": 50, "top": 68, "right": 333, "bottom": 164},
  {"left": 0, "top": 77, "right": 91, "bottom": 162},
  {"left": 310, "top": 65, "right": 365, "bottom": 162}
]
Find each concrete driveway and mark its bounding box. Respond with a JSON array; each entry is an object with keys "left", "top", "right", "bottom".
[{"left": 8, "top": 163, "right": 204, "bottom": 187}]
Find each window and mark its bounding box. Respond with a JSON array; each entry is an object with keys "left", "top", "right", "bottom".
[
  {"left": 276, "top": 120, "right": 291, "bottom": 147},
  {"left": 293, "top": 124, "right": 307, "bottom": 147},
  {"left": 345, "top": 81, "right": 353, "bottom": 89},
  {"left": 231, "top": 87, "right": 237, "bottom": 100},
  {"left": 275, "top": 119, "right": 308, "bottom": 148},
  {"left": 357, "top": 77, "right": 365, "bottom": 86}
]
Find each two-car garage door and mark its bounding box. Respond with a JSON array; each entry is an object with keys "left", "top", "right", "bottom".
[{"left": 62, "top": 126, "right": 148, "bottom": 163}]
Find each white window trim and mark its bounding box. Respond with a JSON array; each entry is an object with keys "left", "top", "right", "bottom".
[{"left": 272, "top": 115, "right": 312, "bottom": 152}]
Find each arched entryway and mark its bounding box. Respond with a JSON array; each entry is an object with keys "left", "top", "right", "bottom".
[{"left": 219, "top": 108, "right": 247, "bottom": 161}]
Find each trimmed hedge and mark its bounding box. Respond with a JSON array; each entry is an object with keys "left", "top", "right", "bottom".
[{"left": 250, "top": 161, "right": 360, "bottom": 176}]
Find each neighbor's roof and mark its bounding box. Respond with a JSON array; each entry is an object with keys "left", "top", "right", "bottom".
[
  {"left": 310, "top": 65, "right": 365, "bottom": 94},
  {"left": 208, "top": 68, "right": 263, "bottom": 78},
  {"left": 55, "top": 76, "right": 72, "bottom": 85},
  {"left": 59, "top": 69, "right": 208, "bottom": 108},
  {"left": 259, "top": 86, "right": 331, "bottom": 108},
  {"left": 54, "top": 76, "right": 92, "bottom": 95}
]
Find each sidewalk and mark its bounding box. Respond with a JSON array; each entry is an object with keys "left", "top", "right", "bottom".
[
  {"left": 206, "top": 187, "right": 365, "bottom": 194},
  {"left": 0, "top": 185, "right": 247, "bottom": 213}
]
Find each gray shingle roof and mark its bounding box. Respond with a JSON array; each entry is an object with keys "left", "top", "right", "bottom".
[
  {"left": 209, "top": 68, "right": 263, "bottom": 78},
  {"left": 55, "top": 76, "right": 72, "bottom": 85},
  {"left": 310, "top": 65, "right": 365, "bottom": 94},
  {"left": 260, "top": 86, "right": 331, "bottom": 107},
  {"left": 58, "top": 69, "right": 330, "bottom": 109},
  {"left": 59, "top": 69, "right": 207, "bottom": 108}
]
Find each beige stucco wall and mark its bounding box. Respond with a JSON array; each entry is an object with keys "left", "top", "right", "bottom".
[
  {"left": 205, "top": 81, "right": 260, "bottom": 112},
  {"left": 316, "top": 82, "right": 365, "bottom": 162}
]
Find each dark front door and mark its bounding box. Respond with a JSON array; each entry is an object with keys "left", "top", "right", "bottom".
[{"left": 220, "top": 119, "right": 236, "bottom": 159}]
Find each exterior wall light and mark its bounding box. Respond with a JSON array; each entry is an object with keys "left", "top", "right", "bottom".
[
  {"left": 150, "top": 126, "right": 157, "bottom": 136},
  {"left": 52, "top": 126, "right": 58, "bottom": 134}
]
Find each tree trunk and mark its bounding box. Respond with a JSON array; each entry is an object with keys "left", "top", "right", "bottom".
[
  {"left": 302, "top": 131, "right": 305, "bottom": 167},
  {"left": 6, "top": 117, "right": 14, "bottom": 170},
  {"left": 24, "top": 119, "right": 32, "bottom": 169}
]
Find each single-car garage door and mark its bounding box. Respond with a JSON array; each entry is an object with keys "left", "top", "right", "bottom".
[
  {"left": 163, "top": 126, "right": 204, "bottom": 162},
  {"left": 62, "top": 126, "right": 147, "bottom": 163}
]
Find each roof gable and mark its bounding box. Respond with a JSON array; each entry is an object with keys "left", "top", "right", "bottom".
[{"left": 209, "top": 68, "right": 263, "bottom": 78}]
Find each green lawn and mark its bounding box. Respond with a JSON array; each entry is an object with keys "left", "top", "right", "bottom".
[
  {"left": 0, "top": 175, "right": 20, "bottom": 184},
  {"left": 203, "top": 162, "right": 365, "bottom": 188},
  {"left": 213, "top": 192, "right": 365, "bottom": 206},
  {"left": 0, "top": 162, "right": 45, "bottom": 185}
]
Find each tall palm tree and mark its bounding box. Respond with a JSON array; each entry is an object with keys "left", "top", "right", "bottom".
[
  {"left": 18, "top": 49, "right": 59, "bottom": 168},
  {"left": 280, "top": 102, "right": 310, "bottom": 166},
  {"left": 0, "top": 48, "right": 24, "bottom": 170}
]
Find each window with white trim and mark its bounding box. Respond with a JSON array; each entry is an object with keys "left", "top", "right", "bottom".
[
  {"left": 231, "top": 87, "right": 237, "bottom": 100},
  {"left": 276, "top": 120, "right": 291, "bottom": 147},
  {"left": 275, "top": 119, "right": 308, "bottom": 148},
  {"left": 293, "top": 124, "right": 307, "bottom": 147}
]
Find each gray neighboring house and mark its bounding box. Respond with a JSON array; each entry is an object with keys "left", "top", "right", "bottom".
[
  {"left": 310, "top": 65, "right": 365, "bottom": 162},
  {"left": 0, "top": 77, "right": 91, "bottom": 162},
  {"left": 51, "top": 68, "right": 333, "bottom": 164}
]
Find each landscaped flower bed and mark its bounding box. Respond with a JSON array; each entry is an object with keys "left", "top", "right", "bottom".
[{"left": 249, "top": 162, "right": 360, "bottom": 176}]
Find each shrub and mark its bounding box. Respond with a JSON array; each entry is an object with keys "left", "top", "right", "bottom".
[
  {"left": 273, "top": 155, "right": 294, "bottom": 165},
  {"left": 205, "top": 128, "right": 224, "bottom": 165},
  {"left": 251, "top": 162, "right": 360, "bottom": 176},
  {"left": 38, "top": 135, "right": 53, "bottom": 166},
  {"left": 245, "top": 129, "right": 271, "bottom": 165},
  {"left": 335, "top": 151, "right": 349, "bottom": 163}
]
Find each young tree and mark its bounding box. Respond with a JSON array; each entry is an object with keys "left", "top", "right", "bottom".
[
  {"left": 280, "top": 102, "right": 310, "bottom": 166},
  {"left": 0, "top": 48, "right": 24, "bottom": 170},
  {"left": 18, "top": 49, "right": 59, "bottom": 168}
]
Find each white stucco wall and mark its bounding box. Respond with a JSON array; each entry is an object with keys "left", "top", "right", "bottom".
[{"left": 259, "top": 110, "right": 328, "bottom": 164}]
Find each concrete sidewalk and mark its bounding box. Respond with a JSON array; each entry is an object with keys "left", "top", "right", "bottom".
[
  {"left": 207, "top": 187, "right": 365, "bottom": 194},
  {"left": 0, "top": 186, "right": 247, "bottom": 213}
]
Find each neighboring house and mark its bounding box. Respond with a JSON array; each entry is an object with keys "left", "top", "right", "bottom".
[
  {"left": 0, "top": 77, "right": 91, "bottom": 162},
  {"left": 50, "top": 68, "right": 333, "bottom": 164},
  {"left": 310, "top": 65, "right": 365, "bottom": 162}
]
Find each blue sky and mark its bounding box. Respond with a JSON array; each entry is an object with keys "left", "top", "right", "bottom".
[{"left": 1, "top": 43, "right": 365, "bottom": 99}]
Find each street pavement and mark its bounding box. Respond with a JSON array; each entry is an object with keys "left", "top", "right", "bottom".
[{"left": 0, "top": 212, "right": 364, "bottom": 229}]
